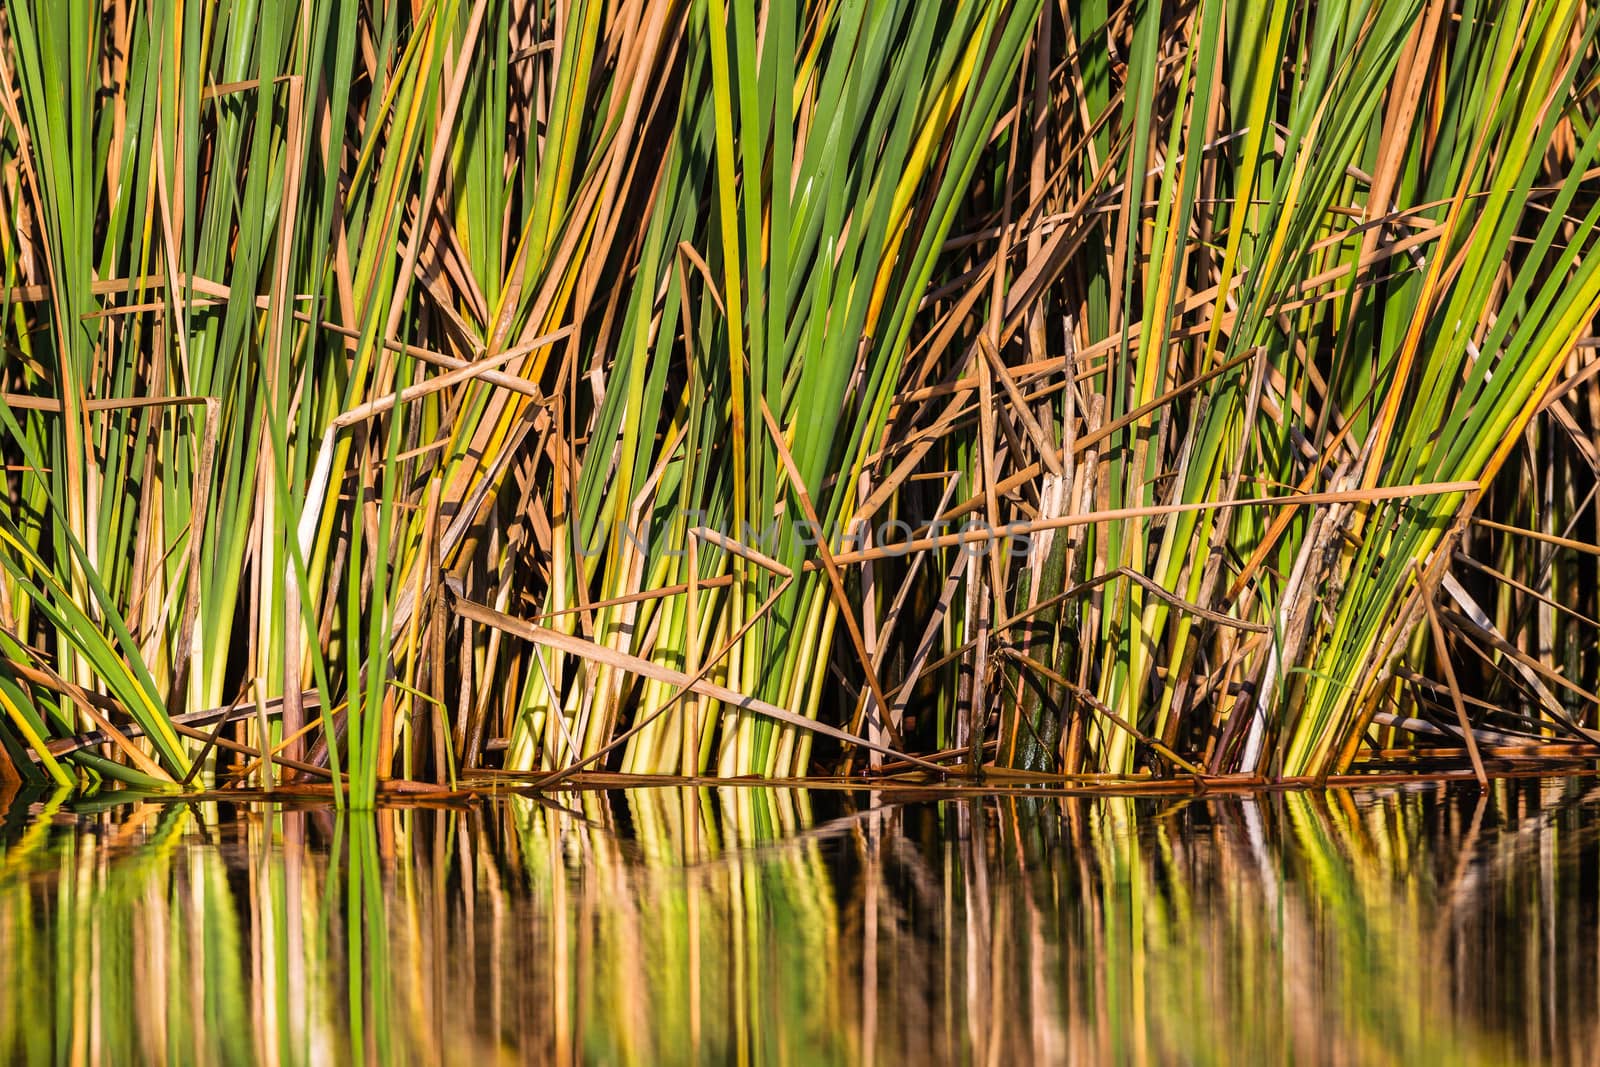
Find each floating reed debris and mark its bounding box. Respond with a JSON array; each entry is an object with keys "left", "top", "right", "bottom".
[{"left": 2, "top": 1, "right": 1600, "bottom": 804}]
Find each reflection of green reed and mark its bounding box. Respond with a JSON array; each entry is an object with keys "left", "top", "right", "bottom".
[
  {"left": 508, "top": 788, "right": 848, "bottom": 1067},
  {"left": 1, "top": 782, "right": 1598, "bottom": 1064},
  {"left": 0, "top": 796, "right": 332, "bottom": 1066}
]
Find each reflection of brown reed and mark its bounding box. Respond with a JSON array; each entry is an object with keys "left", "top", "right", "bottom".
[{"left": 3, "top": 783, "right": 1600, "bottom": 1063}]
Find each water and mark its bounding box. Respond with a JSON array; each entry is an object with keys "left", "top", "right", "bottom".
[{"left": 1, "top": 778, "right": 1597, "bottom": 1065}]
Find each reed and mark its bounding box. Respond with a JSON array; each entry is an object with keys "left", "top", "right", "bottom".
[{"left": 1, "top": 0, "right": 1600, "bottom": 798}]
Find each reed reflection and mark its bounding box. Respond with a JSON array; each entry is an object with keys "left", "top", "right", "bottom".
[{"left": 1, "top": 779, "right": 1597, "bottom": 1065}]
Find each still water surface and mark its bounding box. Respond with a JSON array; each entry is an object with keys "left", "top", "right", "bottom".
[{"left": 1, "top": 779, "right": 1597, "bottom": 1065}]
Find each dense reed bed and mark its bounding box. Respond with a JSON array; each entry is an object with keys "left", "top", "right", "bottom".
[
  {"left": 2, "top": 1, "right": 1600, "bottom": 801},
  {"left": 3, "top": 781, "right": 1595, "bottom": 1064}
]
